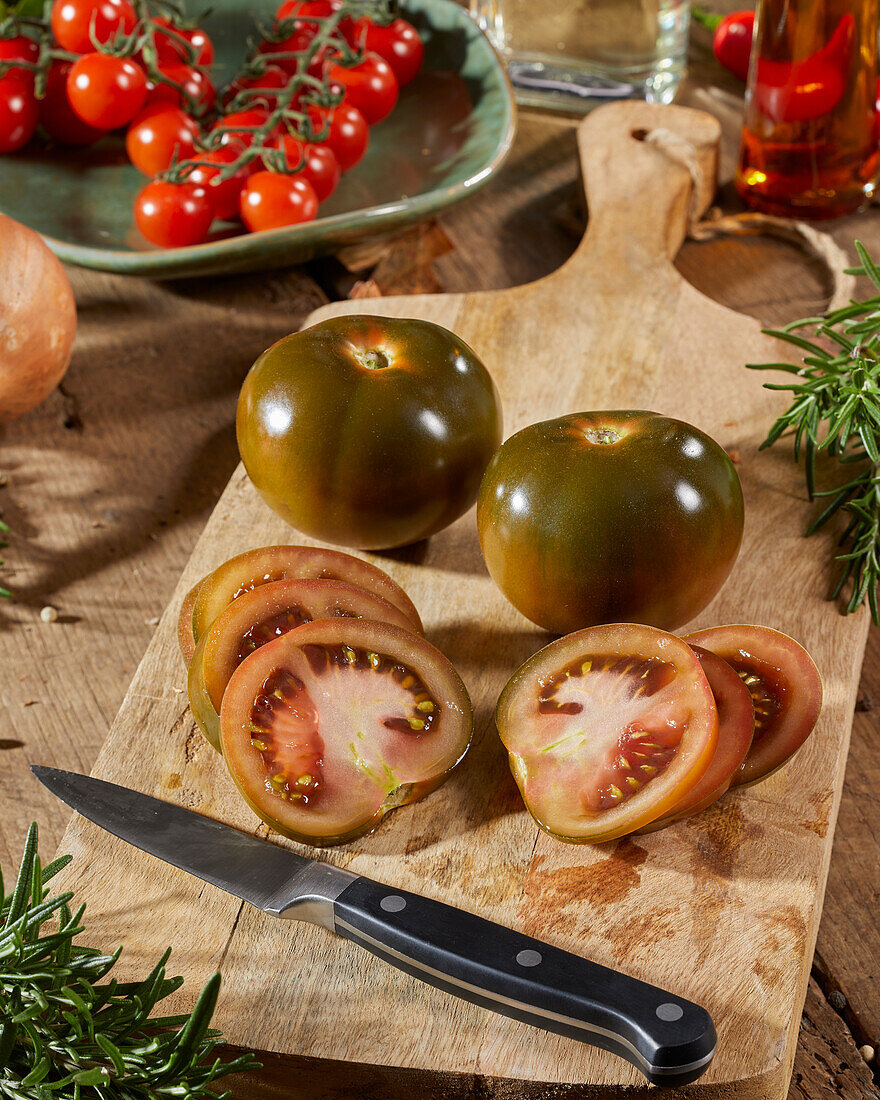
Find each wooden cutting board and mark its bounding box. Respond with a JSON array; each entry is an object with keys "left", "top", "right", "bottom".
[{"left": 56, "top": 101, "right": 870, "bottom": 1099}]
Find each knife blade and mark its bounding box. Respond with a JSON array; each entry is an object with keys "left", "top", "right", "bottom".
[{"left": 32, "top": 765, "right": 716, "bottom": 1085}]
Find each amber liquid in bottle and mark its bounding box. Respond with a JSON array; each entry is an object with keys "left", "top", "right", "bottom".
[{"left": 736, "top": 0, "right": 879, "bottom": 219}]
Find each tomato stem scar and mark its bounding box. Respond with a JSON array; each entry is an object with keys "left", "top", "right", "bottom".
[{"left": 584, "top": 428, "right": 620, "bottom": 445}]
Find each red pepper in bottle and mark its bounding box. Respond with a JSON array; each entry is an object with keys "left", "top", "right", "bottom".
[{"left": 753, "top": 13, "right": 854, "bottom": 123}]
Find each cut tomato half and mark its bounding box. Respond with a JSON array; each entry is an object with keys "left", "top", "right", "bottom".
[
  {"left": 220, "top": 618, "right": 473, "bottom": 845},
  {"left": 496, "top": 624, "right": 718, "bottom": 843},
  {"left": 182, "top": 544, "right": 423, "bottom": 662},
  {"left": 177, "top": 579, "right": 204, "bottom": 664},
  {"left": 686, "top": 624, "right": 822, "bottom": 787},
  {"left": 639, "top": 645, "right": 754, "bottom": 833},
  {"left": 189, "top": 578, "right": 421, "bottom": 750}
]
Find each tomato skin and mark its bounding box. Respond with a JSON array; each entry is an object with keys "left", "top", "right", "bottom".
[
  {"left": 276, "top": 0, "right": 333, "bottom": 22},
  {"left": 67, "top": 53, "right": 147, "bottom": 130},
  {"left": 219, "top": 617, "right": 473, "bottom": 846},
  {"left": 239, "top": 170, "right": 319, "bottom": 232},
  {"left": 327, "top": 51, "right": 398, "bottom": 124},
  {"left": 478, "top": 411, "right": 744, "bottom": 635},
  {"left": 496, "top": 623, "right": 718, "bottom": 843},
  {"left": 0, "top": 36, "right": 39, "bottom": 86},
  {"left": 268, "top": 134, "right": 341, "bottom": 201},
  {"left": 210, "top": 108, "right": 270, "bottom": 149},
  {"left": 305, "top": 99, "right": 368, "bottom": 169},
  {"left": 39, "top": 61, "right": 108, "bottom": 145},
  {"left": 686, "top": 624, "right": 822, "bottom": 787},
  {"left": 183, "top": 146, "right": 254, "bottom": 221},
  {"left": 125, "top": 106, "right": 199, "bottom": 176},
  {"left": 134, "top": 180, "right": 214, "bottom": 248},
  {"left": 0, "top": 76, "right": 38, "bottom": 153},
  {"left": 188, "top": 544, "right": 424, "bottom": 654},
  {"left": 50, "top": 0, "right": 137, "bottom": 54},
  {"left": 152, "top": 18, "right": 215, "bottom": 67},
  {"left": 146, "top": 63, "right": 215, "bottom": 113},
  {"left": 237, "top": 316, "right": 503, "bottom": 549},
  {"left": 350, "top": 18, "right": 424, "bottom": 87}
]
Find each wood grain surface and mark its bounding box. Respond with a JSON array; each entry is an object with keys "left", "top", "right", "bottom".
[
  {"left": 3, "top": 28, "right": 880, "bottom": 1098},
  {"left": 42, "top": 101, "right": 871, "bottom": 1099}
]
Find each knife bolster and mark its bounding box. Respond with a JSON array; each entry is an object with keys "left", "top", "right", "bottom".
[{"left": 266, "top": 863, "right": 359, "bottom": 929}]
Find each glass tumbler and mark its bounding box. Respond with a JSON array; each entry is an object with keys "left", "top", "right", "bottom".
[{"left": 469, "top": 0, "right": 691, "bottom": 113}]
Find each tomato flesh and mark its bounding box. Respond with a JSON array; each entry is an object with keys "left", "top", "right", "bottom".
[
  {"left": 188, "top": 576, "right": 422, "bottom": 749},
  {"left": 639, "top": 645, "right": 754, "bottom": 832},
  {"left": 496, "top": 624, "right": 718, "bottom": 843},
  {"left": 187, "top": 544, "right": 424, "bottom": 658},
  {"left": 686, "top": 625, "right": 822, "bottom": 787},
  {"left": 221, "top": 618, "right": 473, "bottom": 845}
]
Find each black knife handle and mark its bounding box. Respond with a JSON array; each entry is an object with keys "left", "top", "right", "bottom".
[{"left": 333, "top": 877, "right": 716, "bottom": 1086}]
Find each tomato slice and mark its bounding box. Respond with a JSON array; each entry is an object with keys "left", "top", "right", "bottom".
[
  {"left": 220, "top": 618, "right": 473, "bottom": 845},
  {"left": 177, "top": 579, "right": 204, "bottom": 663},
  {"left": 496, "top": 624, "right": 718, "bottom": 843},
  {"left": 686, "top": 625, "right": 822, "bottom": 787},
  {"left": 183, "top": 544, "right": 423, "bottom": 661},
  {"left": 638, "top": 645, "right": 754, "bottom": 832},
  {"left": 188, "top": 577, "right": 422, "bottom": 749}
]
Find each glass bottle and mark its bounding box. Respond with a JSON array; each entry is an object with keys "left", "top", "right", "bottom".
[{"left": 736, "top": 0, "right": 879, "bottom": 219}]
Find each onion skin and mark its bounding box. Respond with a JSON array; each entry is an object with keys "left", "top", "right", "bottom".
[{"left": 0, "top": 216, "right": 77, "bottom": 424}]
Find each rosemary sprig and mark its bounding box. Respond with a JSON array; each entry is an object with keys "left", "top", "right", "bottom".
[
  {"left": 1, "top": 823, "right": 258, "bottom": 1099},
  {"left": 747, "top": 239, "right": 880, "bottom": 622}
]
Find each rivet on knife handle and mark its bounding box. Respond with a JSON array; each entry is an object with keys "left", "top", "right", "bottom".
[{"left": 329, "top": 876, "right": 717, "bottom": 1086}]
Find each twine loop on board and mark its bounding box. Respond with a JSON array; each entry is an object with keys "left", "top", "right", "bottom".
[{"left": 642, "top": 126, "right": 857, "bottom": 311}]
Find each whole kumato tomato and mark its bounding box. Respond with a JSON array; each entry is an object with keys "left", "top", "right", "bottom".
[
  {"left": 477, "top": 410, "right": 744, "bottom": 634},
  {"left": 237, "top": 316, "right": 503, "bottom": 549}
]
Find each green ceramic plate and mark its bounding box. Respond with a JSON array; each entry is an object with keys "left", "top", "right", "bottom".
[{"left": 0, "top": 0, "right": 515, "bottom": 278}]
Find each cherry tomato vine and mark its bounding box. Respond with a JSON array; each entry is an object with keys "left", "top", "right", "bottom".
[{"left": 0, "top": 0, "right": 423, "bottom": 245}]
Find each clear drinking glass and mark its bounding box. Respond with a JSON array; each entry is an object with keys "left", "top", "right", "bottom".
[{"left": 470, "top": 0, "right": 691, "bottom": 113}]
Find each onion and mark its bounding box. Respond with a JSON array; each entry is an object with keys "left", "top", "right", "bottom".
[{"left": 0, "top": 215, "right": 76, "bottom": 424}]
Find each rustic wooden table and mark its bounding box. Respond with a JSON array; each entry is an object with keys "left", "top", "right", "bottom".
[{"left": 1, "top": 15, "right": 879, "bottom": 1100}]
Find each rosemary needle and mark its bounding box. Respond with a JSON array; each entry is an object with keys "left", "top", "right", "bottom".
[
  {"left": 1, "top": 823, "right": 258, "bottom": 1099},
  {"left": 747, "top": 239, "right": 880, "bottom": 622}
]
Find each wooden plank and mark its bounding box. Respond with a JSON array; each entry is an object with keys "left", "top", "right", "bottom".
[{"left": 52, "top": 101, "right": 871, "bottom": 1097}]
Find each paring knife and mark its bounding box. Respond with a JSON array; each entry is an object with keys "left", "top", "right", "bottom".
[{"left": 32, "top": 765, "right": 716, "bottom": 1085}]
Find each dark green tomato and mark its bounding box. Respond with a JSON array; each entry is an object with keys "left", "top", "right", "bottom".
[
  {"left": 477, "top": 411, "right": 744, "bottom": 634},
  {"left": 237, "top": 316, "right": 503, "bottom": 550}
]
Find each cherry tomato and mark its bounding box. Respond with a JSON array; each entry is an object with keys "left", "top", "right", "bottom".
[
  {"left": 125, "top": 105, "right": 198, "bottom": 176},
  {"left": 183, "top": 146, "right": 254, "bottom": 221},
  {"left": 220, "top": 617, "right": 473, "bottom": 845},
  {"left": 50, "top": 0, "right": 137, "bottom": 54},
  {"left": 222, "top": 65, "right": 289, "bottom": 108},
  {"left": 134, "top": 180, "right": 214, "bottom": 248},
  {"left": 0, "top": 35, "right": 39, "bottom": 87},
  {"left": 305, "top": 99, "right": 368, "bottom": 170},
  {"left": 638, "top": 645, "right": 754, "bottom": 832},
  {"left": 237, "top": 317, "right": 503, "bottom": 549},
  {"left": 349, "top": 17, "right": 424, "bottom": 87},
  {"left": 152, "top": 17, "right": 215, "bottom": 67},
  {"left": 711, "top": 10, "right": 754, "bottom": 83},
  {"left": 188, "top": 577, "right": 423, "bottom": 749},
  {"left": 496, "top": 624, "right": 718, "bottom": 843},
  {"left": 239, "top": 170, "right": 319, "bottom": 232},
  {"left": 268, "top": 133, "right": 341, "bottom": 201},
  {"left": 478, "top": 411, "right": 744, "bottom": 635},
  {"left": 0, "top": 76, "right": 38, "bottom": 153},
  {"left": 276, "top": 0, "right": 332, "bottom": 24},
  {"left": 39, "top": 60, "right": 107, "bottom": 145},
  {"left": 258, "top": 27, "right": 329, "bottom": 77},
  {"left": 185, "top": 544, "right": 423, "bottom": 662},
  {"left": 146, "top": 62, "right": 215, "bottom": 113},
  {"left": 686, "top": 625, "right": 822, "bottom": 787},
  {"left": 327, "top": 50, "right": 398, "bottom": 124},
  {"left": 67, "top": 53, "right": 147, "bottom": 130},
  {"left": 210, "top": 107, "right": 270, "bottom": 148}
]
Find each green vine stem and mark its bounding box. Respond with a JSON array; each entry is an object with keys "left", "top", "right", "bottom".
[{"left": 1, "top": 823, "right": 258, "bottom": 1098}]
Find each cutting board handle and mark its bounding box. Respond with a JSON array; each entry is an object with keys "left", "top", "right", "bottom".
[{"left": 561, "top": 102, "right": 722, "bottom": 279}]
